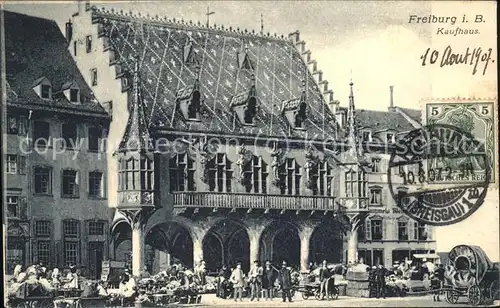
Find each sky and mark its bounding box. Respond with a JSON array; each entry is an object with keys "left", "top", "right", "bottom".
[{"left": 4, "top": 1, "right": 499, "bottom": 260}]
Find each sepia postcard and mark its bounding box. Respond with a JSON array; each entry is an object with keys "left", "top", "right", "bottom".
[{"left": 1, "top": 1, "right": 498, "bottom": 307}]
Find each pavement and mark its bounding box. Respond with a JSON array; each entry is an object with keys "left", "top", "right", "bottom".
[{"left": 197, "top": 293, "right": 497, "bottom": 307}]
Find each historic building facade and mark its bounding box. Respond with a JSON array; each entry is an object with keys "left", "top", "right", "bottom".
[
  {"left": 66, "top": 4, "right": 436, "bottom": 275},
  {"left": 4, "top": 11, "right": 111, "bottom": 279}
]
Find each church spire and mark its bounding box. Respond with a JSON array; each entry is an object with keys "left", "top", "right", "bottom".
[{"left": 118, "top": 57, "right": 153, "bottom": 153}]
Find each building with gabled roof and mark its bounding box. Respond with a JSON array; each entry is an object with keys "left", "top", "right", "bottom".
[
  {"left": 67, "top": 3, "right": 435, "bottom": 276},
  {"left": 4, "top": 10, "right": 111, "bottom": 278}
]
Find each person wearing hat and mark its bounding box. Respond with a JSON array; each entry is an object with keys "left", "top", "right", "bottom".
[
  {"left": 249, "top": 260, "right": 263, "bottom": 301},
  {"left": 230, "top": 262, "right": 245, "bottom": 301},
  {"left": 262, "top": 261, "right": 276, "bottom": 300},
  {"left": 368, "top": 266, "right": 378, "bottom": 298},
  {"left": 278, "top": 261, "right": 293, "bottom": 302}
]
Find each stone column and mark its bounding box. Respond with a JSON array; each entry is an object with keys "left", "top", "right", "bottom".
[
  {"left": 298, "top": 222, "right": 316, "bottom": 273},
  {"left": 347, "top": 230, "right": 358, "bottom": 264},
  {"left": 247, "top": 220, "right": 268, "bottom": 270},
  {"left": 131, "top": 225, "right": 145, "bottom": 277},
  {"left": 193, "top": 237, "right": 204, "bottom": 267},
  {"left": 249, "top": 234, "right": 260, "bottom": 265}
]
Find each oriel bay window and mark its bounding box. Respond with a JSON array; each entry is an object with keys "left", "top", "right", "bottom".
[
  {"left": 243, "top": 155, "right": 268, "bottom": 193},
  {"left": 169, "top": 153, "right": 195, "bottom": 192},
  {"left": 118, "top": 156, "right": 154, "bottom": 191},
  {"left": 279, "top": 158, "right": 301, "bottom": 195},
  {"left": 345, "top": 169, "right": 367, "bottom": 198},
  {"left": 208, "top": 153, "right": 233, "bottom": 192}
]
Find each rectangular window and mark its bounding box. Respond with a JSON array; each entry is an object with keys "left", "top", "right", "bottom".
[
  {"left": 91, "top": 68, "right": 98, "bottom": 86},
  {"left": 18, "top": 116, "right": 27, "bottom": 135},
  {"left": 169, "top": 153, "right": 194, "bottom": 192},
  {"left": 7, "top": 115, "right": 18, "bottom": 134},
  {"left": 208, "top": 154, "right": 232, "bottom": 192},
  {"left": 70, "top": 89, "right": 79, "bottom": 103},
  {"left": 280, "top": 158, "right": 301, "bottom": 195},
  {"left": 86, "top": 35, "right": 92, "bottom": 53},
  {"left": 34, "top": 167, "right": 52, "bottom": 194},
  {"left": 140, "top": 158, "right": 154, "bottom": 191},
  {"left": 63, "top": 220, "right": 79, "bottom": 238},
  {"left": 7, "top": 196, "right": 19, "bottom": 218},
  {"left": 37, "top": 241, "right": 51, "bottom": 265},
  {"left": 371, "top": 219, "right": 383, "bottom": 240},
  {"left": 62, "top": 123, "right": 78, "bottom": 149},
  {"left": 17, "top": 156, "right": 26, "bottom": 175},
  {"left": 89, "top": 171, "right": 104, "bottom": 198},
  {"left": 414, "top": 222, "right": 428, "bottom": 240},
  {"left": 362, "top": 131, "right": 371, "bottom": 142},
  {"left": 33, "top": 121, "right": 50, "bottom": 148},
  {"left": 371, "top": 158, "right": 381, "bottom": 173},
  {"left": 6, "top": 154, "right": 17, "bottom": 174},
  {"left": 369, "top": 189, "right": 382, "bottom": 205},
  {"left": 41, "top": 85, "right": 51, "bottom": 99},
  {"left": 64, "top": 242, "right": 79, "bottom": 266},
  {"left": 398, "top": 221, "right": 408, "bottom": 241},
  {"left": 357, "top": 222, "right": 366, "bottom": 241},
  {"left": 88, "top": 126, "right": 100, "bottom": 152},
  {"left": 88, "top": 221, "right": 105, "bottom": 236},
  {"left": 62, "top": 170, "right": 79, "bottom": 198},
  {"left": 73, "top": 41, "right": 78, "bottom": 56},
  {"left": 35, "top": 221, "right": 51, "bottom": 237}
]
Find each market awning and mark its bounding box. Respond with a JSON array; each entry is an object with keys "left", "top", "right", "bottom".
[{"left": 413, "top": 253, "right": 440, "bottom": 259}]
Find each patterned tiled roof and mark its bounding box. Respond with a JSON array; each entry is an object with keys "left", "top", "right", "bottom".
[
  {"left": 92, "top": 8, "right": 337, "bottom": 140},
  {"left": 398, "top": 107, "right": 422, "bottom": 124},
  {"left": 4, "top": 11, "right": 108, "bottom": 118}
]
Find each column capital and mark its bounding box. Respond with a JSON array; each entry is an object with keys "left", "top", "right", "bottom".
[
  {"left": 342, "top": 212, "right": 368, "bottom": 233},
  {"left": 119, "top": 208, "right": 156, "bottom": 231},
  {"left": 297, "top": 220, "right": 318, "bottom": 240}
]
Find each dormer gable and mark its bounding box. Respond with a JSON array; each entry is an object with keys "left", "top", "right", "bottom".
[
  {"left": 230, "top": 75, "right": 260, "bottom": 125},
  {"left": 281, "top": 80, "right": 308, "bottom": 129},
  {"left": 175, "top": 68, "right": 203, "bottom": 121},
  {"left": 237, "top": 47, "right": 254, "bottom": 71},
  {"left": 183, "top": 39, "right": 199, "bottom": 65},
  {"left": 32, "top": 76, "right": 52, "bottom": 100},
  {"left": 61, "top": 81, "right": 81, "bottom": 104}
]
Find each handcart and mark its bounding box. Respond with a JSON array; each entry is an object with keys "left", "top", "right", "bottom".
[{"left": 443, "top": 245, "right": 499, "bottom": 306}]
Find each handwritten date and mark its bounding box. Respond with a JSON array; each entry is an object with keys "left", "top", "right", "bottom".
[{"left": 420, "top": 45, "right": 494, "bottom": 75}]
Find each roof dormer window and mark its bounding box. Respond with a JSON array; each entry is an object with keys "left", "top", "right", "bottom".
[
  {"left": 386, "top": 132, "right": 395, "bottom": 143},
  {"left": 237, "top": 47, "right": 254, "bottom": 71},
  {"left": 70, "top": 89, "right": 80, "bottom": 103},
  {"left": 188, "top": 90, "right": 201, "bottom": 119},
  {"left": 176, "top": 68, "right": 203, "bottom": 121},
  {"left": 362, "top": 130, "right": 372, "bottom": 142},
  {"left": 294, "top": 102, "right": 307, "bottom": 128},
  {"left": 244, "top": 97, "right": 258, "bottom": 124},
  {"left": 230, "top": 75, "right": 260, "bottom": 126},
  {"left": 183, "top": 39, "right": 199, "bottom": 65},
  {"left": 33, "top": 77, "right": 52, "bottom": 100},
  {"left": 41, "top": 84, "right": 51, "bottom": 99},
  {"left": 281, "top": 80, "right": 308, "bottom": 130}
]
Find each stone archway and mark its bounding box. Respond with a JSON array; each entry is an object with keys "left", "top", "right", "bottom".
[
  {"left": 260, "top": 221, "right": 300, "bottom": 269},
  {"left": 203, "top": 220, "right": 250, "bottom": 273},
  {"left": 309, "top": 222, "right": 343, "bottom": 264},
  {"left": 170, "top": 227, "right": 193, "bottom": 268}
]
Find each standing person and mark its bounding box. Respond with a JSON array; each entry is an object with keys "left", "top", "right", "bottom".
[
  {"left": 217, "top": 265, "right": 230, "bottom": 298},
  {"left": 230, "top": 262, "right": 245, "bottom": 302},
  {"left": 368, "top": 266, "right": 377, "bottom": 298},
  {"left": 249, "top": 260, "right": 263, "bottom": 301},
  {"left": 262, "top": 261, "right": 276, "bottom": 300},
  {"left": 278, "top": 261, "right": 293, "bottom": 303},
  {"left": 433, "top": 264, "right": 445, "bottom": 302},
  {"left": 318, "top": 260, "right": 330, "bottom": 300},
  {"left": 196, "top": 260, "right": 207, "bottom": 286},
  {"left": 376, "top": 264, "right": 387, "bottom": 299}
]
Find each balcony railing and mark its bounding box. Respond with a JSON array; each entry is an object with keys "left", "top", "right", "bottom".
[{"left": 172, "top": 191, "right": 337, "bottom": 211}]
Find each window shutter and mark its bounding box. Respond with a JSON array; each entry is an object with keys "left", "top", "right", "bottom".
[
  {"left": 19, "top": 196, "right": 27, "bottom": 219},
  {"left": 61, "top": 171, "right": 64, "bottom": 198},
  {"left": 18, "top": 156, "right": 26, "bottom": 175},
  {"left": 424, "top": 224, "right": 431, "bottom": 240},
  {"left": 382, "top": 219, "right": 386, "bottom": 240},
  {"left": 55, "top": 240, "right": 63, "bottom": 268},
  {"left": 365, "top": 219, "right": 371, "bottom": 240},
  {"left": 76, "top": 171, "right": 80, "bottom": 198}
]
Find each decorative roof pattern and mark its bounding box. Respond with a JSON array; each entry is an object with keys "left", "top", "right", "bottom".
[
  {"left": 93, "top": 9, "right": 337, "bottom": 140},
  {"left": 118, "top": 58, "right": 154, "bottom": 152},
  {"left": 356, "top": 109, "right": 417, "bottom": 132},
  {"left": 4, "top": 11, "right": 108, "bottom": 117}
]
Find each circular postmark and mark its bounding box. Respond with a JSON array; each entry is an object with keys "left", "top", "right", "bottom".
[{"left": 388, "top": 124, "right": 490, "bottom": 226}]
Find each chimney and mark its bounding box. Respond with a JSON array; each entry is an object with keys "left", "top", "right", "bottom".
[
  {"left": 65, "top": 19, "right": 73, "bottom": 44},
  {"left": 389, "top": 85, "right": 395, "bottom": 111},
  {"left": 296, "top": 41, "right": 305, "bottom": 53}
]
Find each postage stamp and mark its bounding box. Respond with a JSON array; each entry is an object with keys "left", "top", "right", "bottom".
[
  {"left": 424, "top": 100, "right": 496, "bottom": 184},
  {"left": 387, "top": 123, "right": 490, "bottom": 226}
]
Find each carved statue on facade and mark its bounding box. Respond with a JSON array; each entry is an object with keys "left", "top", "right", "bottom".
[
  {"left": 236, "top": 144, "right": 252, "bottom": 185},
  {"left": 197, "top": 136, "right": 216, "bottom": 183},
  {"left": 304, "top": 144, "right": 318, "bottom": 190},
  {"left": 270, "top": 142, "right": 284, "bottom": 187}
]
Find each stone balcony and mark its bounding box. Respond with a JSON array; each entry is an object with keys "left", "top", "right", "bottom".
[{"left": 172, "top": 191, "right": 338, "bottom": 213}]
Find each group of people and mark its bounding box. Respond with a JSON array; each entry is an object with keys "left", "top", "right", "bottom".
[{"left": 216, "top": 260, "right": 297, "bottom": 302}]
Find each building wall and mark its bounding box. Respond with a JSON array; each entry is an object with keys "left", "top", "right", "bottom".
[
  {"left": 5, "top": 108, "right": 110, "bottom": 276},
  {"left": 69, "top": 6, "right": 129, "bottom": 210}
]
